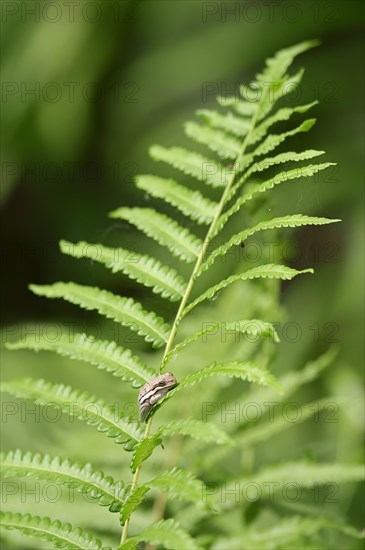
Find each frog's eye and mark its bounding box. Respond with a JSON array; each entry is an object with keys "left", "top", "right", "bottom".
[{"left": 156, "top": 380, "right": 167, "bottom": 387}]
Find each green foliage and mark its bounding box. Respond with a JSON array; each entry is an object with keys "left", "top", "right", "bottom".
[
  {"left": 118, "top": 518, "right": 200, "bottom": 550},
  {"left": 161, "top": 418, "right": 232, "bottom": 445},
  {"left": 60, "top": 240, "right": 187, "bottom": 302},
  {"left": 164, "top": 319, "right": 279, "bottom": 365},
  {"left": 0, "top": 450, "right": 126, "bottom": 512},
  {"left": 183, "top": 265, "right": 314, "bottom": 316},
  {"left": 0, "top": 511, "right": 103, "bottom": 549},
  {"left": 171, "top": 360, "right": 282, "bottom": 393},
  {"left": 1, "top": 378, "right": 143, "bottom": 449},
  {"left": 6, "top": 332, "right": 154, "bottom": 388},
  {"left": 29, "top": 282, "right": 170, "bottom": 348},
  {"left": 2, "top": 41, "right": 362, "bottom": 550},
  {"left": 136, "top": 175, "right": 218, "bottom": 224},
  {"left": 109, "top": 207, "right": 202, "bottom": 263}
]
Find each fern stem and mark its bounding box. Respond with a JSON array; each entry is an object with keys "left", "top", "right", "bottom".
[
  {"left": 161, "top": 110, "right": 259, "bottom": 370},
  {"left": 121, "top": 105, "right": 258, "bottom": 545},
  {"left": 120, "top": 416, "right": 153, "bottom": 545}
]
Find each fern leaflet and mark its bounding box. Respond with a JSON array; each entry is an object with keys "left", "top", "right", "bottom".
[
  {"left": 0, "top": 450, "right": 126, "bottom": 512},
  {"left": 6, "top": 332, "right": 154, "bottom": 388},
  {"left": 60, "top": 240, "right": 187, "bottom": 302},
  {"left": 109, "top": 207, "right": 202, "bottom": 263},
  {"left": 30, "top": 282, "right": 170, "bottom": 348},
  {"left": 0, "top": 511, "right": 103, "bottom": 550},
  {"left": 1, "top": 378, "right": 143, "bottom": 449}
]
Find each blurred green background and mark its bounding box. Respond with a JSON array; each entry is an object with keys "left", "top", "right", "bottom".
[{"left": 1, "top": 0, "right": 364, "bottom": 547}]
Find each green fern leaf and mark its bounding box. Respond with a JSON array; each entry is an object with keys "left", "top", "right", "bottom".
[
  {"left": 161, "top": 418, "right": 232, "bottom": 445},
  {"left": 135, "top": 175, "right": 217, "bottom": 224},
  {"left": 109, "top": 207, "right": 202, "bottom": 263},
  {"left": 6, "top": 332, "right": 154, "bottom": 388},
  {"left": 235, "top": 397, "right": 345, "bottom": 448},
  {"left": 217, "top": 41, "right": 318, "bottom": 124},
  {"left": 1, "top": 378, "right": 143, "bottom": 448},
  {"left": 238, "top": 118, "right": 317, "bottom": 175},
  {"left": 230, "top": 149, "right": 325, "bottom": 199},
  {"left": 119, "top": 486, "right": 149, "bottom": 526},
  {"left": 250, "top": 68, "right": 304, "bottom": 122},
  {"left": 185, "top": 121, "right": 241, "bottom": 159},
  {"left": 217, "top": 95, "right": 257, "bottom": 116},
  {"left": 250, "top": 101, "right": 318, "bottom": 145},
  {"left": 256, "top": 40, "right": 319, "bottom": 82},
  {"left": 118, "top": 518, "right": 200, "bottom": 550},
  {"left": 176, "top": 360, "right": 282, "bottom": 393},
  {"left": 214, "top": 163, "right": 334, "bottom": 237},
  {"left": 165, "top": 319, "right": 279, "bottom": 365},
  {"left": 0, "top": 450, "right": 126, "bottom": 512},
  {"left": 281, "top": 347, "right": 339, "bottom": 395},
  {"left": 236, "top": 348, "right": 339, "bottom": 419},
  {"left": 218, "top": 461, "right": 365, "bottom": 512},
  {"left": 130, "top": 432, "right": 162, "bottom": 473},
  {"left": 29, "top": 282, "right": 170, "bottom": 348},
  {"left": 183, "top": 265, "right": 313, "bottom": 316},
  {"left": 216, "top": 515, "right": 363, "bottom": 550},
  {"left": 147, "top": 467, "right": 206, "bottom": 505},
  {"left": 197, "top": 109, "right": 251, "bottom": 137},
  {"left": 120, "top": 467, "right": 207, "bottom": 526},
  {"left": 253, "top": 40, "right": 319, "bottom": 119},
  {"left": 241, "top": 461, "right": 365, "bottom": 490},
  {"left": 149, "top": 145, "right": 226, "bottom": 188},
  {"left": 60, "top": 240, "right": 186, "bottom": 302},
  {"left": 200, "top": 215, "right": 340, "bottom": 275},
  {"left": 0, "top": 511, "right": 103, "bottom": 549}
]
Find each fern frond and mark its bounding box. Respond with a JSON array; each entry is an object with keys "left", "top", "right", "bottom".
[
  {"left": 240, "top": 461, "right": 365, "bottom": 490},
  {"left": 0, "top": 450, "right": 126, "bottom": 512},
  {"left": 216, "top": 515, "right": 364, "bottom": 550},
  {"left": 157, "top": 362, "right": 281, "bottom": 408},
  {"left": 0, "top": 511, "right": 103, "bottom": 549},
  {"left": 161, "top": 419, "right": 232, "bottom": 445},
  {"left": 235, "top": 397, "right": 345, "bottom": 448},
  {"left": 250, "top": 67, "right": 305, "bottom": 122},
  {"left": 1, "top": 378, "right": 143, "bottom": 448},
  {"left": 235, "top": 348, "right": 339, "bottom": 419},
  {"left": 60, "top": 240, "right": 187, "bottom": 302},
  {"left": 183, "top": 265, "right": 313, "bottom": 316},
  {"left": 253, "top": 39, "right": 319, "bottom": 120},
  {"left": 200, "top": 216, "right": 340, "bottom": 275},
  {"left": 197, "top": 109, "right": 251, "bottom": 137},
  {"left": 150, "top": 145, "right": 226, "bottom": 188},
  {"left": 118, "top": 518, "right": 200, "bottom": 550},
  {"left": 29, "top": 282, "right": 170, "bottom": 348},
  {"left": 109, "top": 207, "right": 202, "bottom": 263},
  {"left": 218, "top": 40, "right": 318, "bottom": 122},
  {"left": 217, "top": 95, "right": 256, "bottom": 116},
  {"left": 214, "top": 162, "right": 334, "bottom": 236},
  {"left": 6, "top": 333, "right": 154, "bottom": 388},
  {"left": 281, "top": 347, "right": 339, "bottom": 395},
  {"left": 165, "top": 319, "right": 279, "bottom": 365},
  {"left": 235, "top": 149, "right": 325, "bottom": 189},
  {"left": 185, "top": 121, "right": 241, "bottom": 159},
  {"left": 135, "top": 175, "right": 217, "bottom": 224},
  {"left": 147, "top": 467, "right": 206, "bottom": 505},
  {"left": 176, "top": 360, "right": 282, "bottom": 393},
  {"left": 217, "top": 461, "right": 365, "bottom": 512},
  {"left": 238, "top": 118, "right": 317, "bottom": 172},
  {"left": 130, "top": 432, "right": 162, "bottom": 473},
  {"left": 120, "top": 468, "right": 206, "bottom": 525},
  {"left": 119, "top": 486, "right": 149, "bottom": 526},
  {"left": 249, "top": 101, "right": 318, "bottom": 145}
]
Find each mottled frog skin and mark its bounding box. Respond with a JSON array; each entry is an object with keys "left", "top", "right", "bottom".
[{"left": 138, "top": 372, "right": 177, "bottom": 422}]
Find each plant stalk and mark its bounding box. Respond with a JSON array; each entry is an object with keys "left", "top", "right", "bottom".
[{"left": 121, "top": 107, "right": 259, "bottom": 543}]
